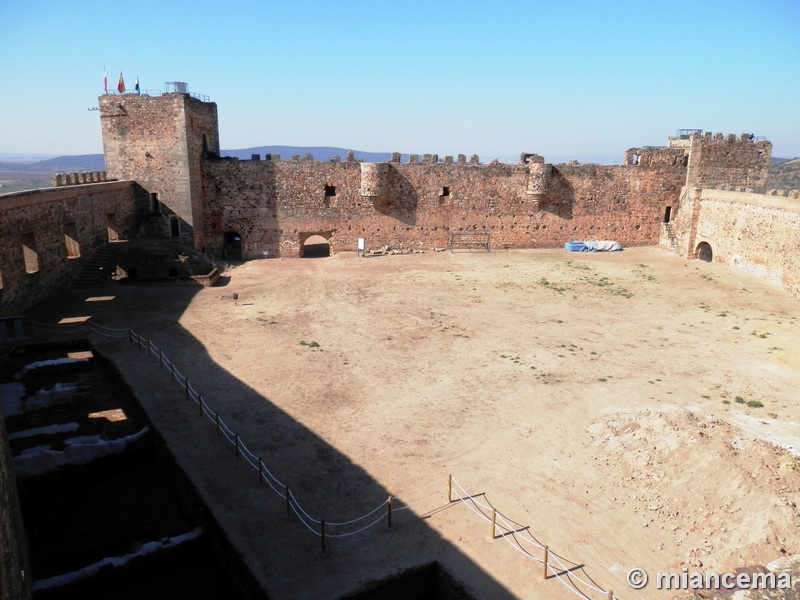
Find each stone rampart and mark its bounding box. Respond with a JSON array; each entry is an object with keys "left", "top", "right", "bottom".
[
  {"left": 668, "top": 186, "right": 800, "bottom": 299},
  {"left": 0, "top": 410, "right": 31, "bottom": 600},
  {"left": 199, "top": 156, "right": 686, "bottom": 258},
  {"left": 0, "top": 181, "right": 147, "bottom": 316}
]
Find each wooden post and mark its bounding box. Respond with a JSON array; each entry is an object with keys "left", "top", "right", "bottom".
[
  {"left": 215, "top": 413, "right": 220, "bottom": 437},
  {"left": 235, "top": 434, "right": 240, "bottom": 459},
  {"left": 171, "top": 363, "right": 175, "bottom": 383},
  {"left": 447, "top": 474, "right": 452, "bottom": 502},
  {"left": 138, "top": 334, "right": 142, "bottom": 351},
  {"left": 542, "top": 545, "right": 549, "bottom": 579},
  {"left": 491, "top": 508, "right": 496, "bottom": 539},
  {"left": 129, "top": 329, "right": 133, "bottom": 344},
  {"left": 387, "top": 496, "right": 392, "bottom": 528},
  {"left": 607, "top": 591, "right": 613, "bottom": 600},
  {"left": 258, "top": 459, "right": 263, "bottom": 484},
  {"left": 286, "top": 487, "right": 291, "bottom": 517},
  {"left": 321, "top": 521, "right": 326, "bottom": 552},
  {"left": 158, "top": 348, "right": 163, "bottom": 368},
  {"left": 185, "top": 379, "right": 190, "bottom": 400}
]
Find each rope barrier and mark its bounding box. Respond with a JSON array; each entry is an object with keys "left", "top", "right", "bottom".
[
  {"left": 392, "top": 475, "right": 448, "bottom": 499},
  {"left": 326, "top": 510, "right": 387, "bottom": 538},
  {"left": 52, "top": 317, "right": 614, "bottom": 597},
  {"left": 392, "top": 487, "right": 446, "bottom": 511},
  {"left": 326, "top": 499, "right": 388, "bottom": 527}
]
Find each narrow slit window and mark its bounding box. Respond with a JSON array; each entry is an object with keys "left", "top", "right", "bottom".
[
  {"left": 64, "top": 222, "right": 80, "bottom": 258},
  {"left": 21, "top": 232, "right": 40, "bottom": 273},
  {"left": 324, "top": 185, "right": 336, "bottom": 197},
  {"left": 441, "top": 186, "right": 450, "bottom": 196}
]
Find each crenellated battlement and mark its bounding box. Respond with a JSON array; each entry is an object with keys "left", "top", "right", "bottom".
[{"left": 51, "top": 171, "right": 112, "bottom": 187}]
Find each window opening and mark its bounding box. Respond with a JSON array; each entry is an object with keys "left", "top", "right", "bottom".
[
  {"left": 64, "top": 222, "right": 80, "bottom": 258},
  {"left": 21, "top": 232, "right": 40, "bottom": 273}
]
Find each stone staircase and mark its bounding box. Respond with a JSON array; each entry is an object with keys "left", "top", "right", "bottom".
[
  {"left": 662, "top": 222, "right": 681, "bottom": 254},
  {"left": 72, "top": 244, "right": 119, "bottom": 289}
]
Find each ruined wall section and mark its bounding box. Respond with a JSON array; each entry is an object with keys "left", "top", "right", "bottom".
[
  {"left": 99, "top": 93, "right": 219, "bottom": 244},
  {"left": 686, "top": 133, "right": 772, "bottom": 192},
  {"left": 0, "top": 412, "right": 31, "bottom": 600},
  {"left": 199, "top": 154, "right": 686, "bottom": 258},
  {"left": 692, "top": 189, "right": 800, "bottom": 299},
  {"left": 0, "top": 181, "right": 146, "bottom": 315}
]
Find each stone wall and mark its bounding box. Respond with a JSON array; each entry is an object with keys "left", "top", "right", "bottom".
[
  {"left": 685, "top": 133, "right": 772, "bottom": 193},
  {"left": 199, "top": 153, "right": 687, "bottom": 258},
  {"left": 0, "top": 411, "right": 31, "bottom": 600},
  {"left": 99, "top": 93, "right": 218, "bottom": 243},
  {"left": 691, "top": 189, "right": 800, "bottom": 299},
  {"left": 0, "top": 181, "right": 146, "bottom": 316}
]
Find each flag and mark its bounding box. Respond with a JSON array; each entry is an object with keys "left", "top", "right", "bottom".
[
  {"left": 103, "top": 68, "right": 107, "bottom": 93},
  {"left": 135, "top": 76, "right": 140, "bottom": 94},
  {"left": 117, "top": 72, "right": 125, "bottom": 94}
]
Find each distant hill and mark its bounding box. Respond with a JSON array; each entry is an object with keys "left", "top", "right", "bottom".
[
  {"left": 766, "top": 158, "right": 800, "bottom": 191},
  {"left": 0, "top": 154, "right": 104, "bottom": 173},
  {"left": 0, "top": 147, "right": 408, "bottom": 173}
]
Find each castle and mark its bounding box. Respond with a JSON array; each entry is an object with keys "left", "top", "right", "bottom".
[{"left": 1, "top": 87, "right": 799, "bottom": 318}]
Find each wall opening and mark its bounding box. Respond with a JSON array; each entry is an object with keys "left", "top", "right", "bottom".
[
  {"left": 441, "top": 186, "right": 450, "bottom": 197},
  {"left": 301, "top": 234, "right": 330, "bottom": 258},
  {"left": 224, "top": 231, "right": 242, "bottom": 260},
  {"left": 697, "top": 242, "right": 713, "bottom": 263},
  {"left": 664, "top": 206, "right": 672, "bottom": 223},
  {"left": 64, "top": 222, "right": 81, "bottom": 258},
  {"left": 107, "top": 214, "right": 120, "bottom": 242},
  {"left": 21, "top": 232, "right": 40, "bottom": 274},
  {"left": 170, "top": 216, "right": 180, "bottom": 238},
  {"left": 631, "top": 153, "right": 640, "bottom": 166},
  {"left": 150, "top": 192, "right": 160, "bottom": 213},
  {"left": 324, "top": 185, "right": 336, "bottom": 197}
]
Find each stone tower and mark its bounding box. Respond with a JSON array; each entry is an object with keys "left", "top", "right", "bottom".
[{"left": 98, "top": 89, "right": 219, "bottom": 245}]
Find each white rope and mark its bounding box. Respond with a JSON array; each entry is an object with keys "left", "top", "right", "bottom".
[
  {"left": 241, "top": 451, "right": 258, "bottom": 470},
  {"left": 393, "top": 476, "right": 448, "bottom": 499},
  {"left": 88, "top": 321, "right": 128, "bottom": 332},
  {"left": 549, "top": 552, "right": 609, "bottom": 595},
  {"left": 326, "top": 500, "right": 388, "bottom": 527},
  {"left": 220, "top": 427, "right": 235, "bottom": 445},
  {"left": 218, "top": 418, "right": 236, "bottom": 438},
  {"left": 202, "top": 404, "right": 216, "bottom": 424},
  {"left": 289, "top": 494, "right": 321, "bottom": 524},
  {"left": 392, "top": 487, "right": 446, "bottom": 511},
  {"left": 260, "top": 469, "right": 287, "bottom": 499},
  {"left": 289, "top": 498, "right": 322, "bottom": 536},
  {"left": 260, "top": 463, "right": 285, "bottom": 489},
  {"left": 237, "top": 439, "right": 259, "bottom": 463},
  {"left": 450, "top": 483, "right": 491, "bottom": 522},
  {"left": 326, "top": 511, "right": 387, "bottom": 538},
  {"left": 451, "top": 478, "right": 493, "bottom": 518}
]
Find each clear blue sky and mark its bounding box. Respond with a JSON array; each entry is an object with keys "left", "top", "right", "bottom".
[{"left": 1, "top": 0, "right": 798, "bottom": 162}]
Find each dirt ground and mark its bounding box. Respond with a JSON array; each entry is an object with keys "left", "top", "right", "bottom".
[{"left": 28, "top": 246, "right": 800, "bottom": 599}]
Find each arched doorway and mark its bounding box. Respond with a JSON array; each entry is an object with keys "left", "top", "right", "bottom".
[
  {"left": 224, "top": 231, "right": 242, "bottom": 260},
  {"left": 697, "top": 242, "right": 713, "bottom": 263},
  {"left": 301, "top": 234, "right": 331, "bottom": 258}
]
